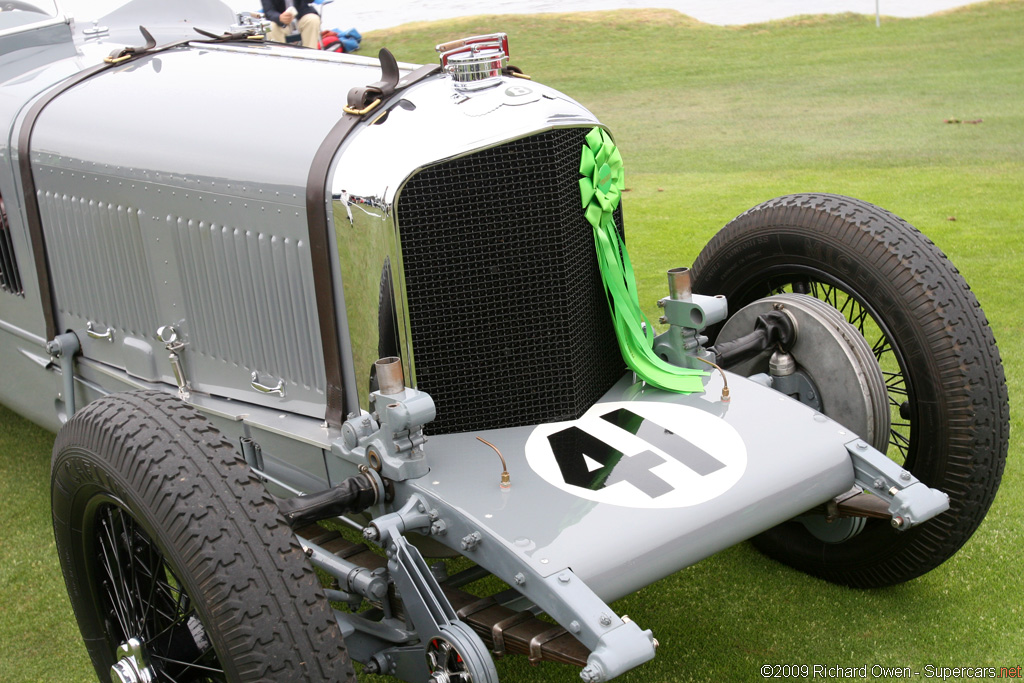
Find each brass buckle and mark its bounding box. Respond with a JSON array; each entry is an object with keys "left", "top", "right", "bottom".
[
  {"left": 342, "top": 98, "right": 382, "bottom": 116},
  {"left": 103, "top": 53, "right": 133, "bottom": 65}
]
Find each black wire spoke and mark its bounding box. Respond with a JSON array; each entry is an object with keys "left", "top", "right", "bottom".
[
  {"left": 810, "top": 280, "right": 827, "bottom": 304},
  {"left": 840, "top": 294, "right": 856, "bottom": 318},
  {"left": 157, "top": 666, "right": 182, "bottom": 683},
  {"left": 97, "top": 519, "right": 122, "bottom": 614},
  {"left": 149, "top": 612, "right": 226, "bottom": 683},
  {"left": 144, "top": 562, "right": 185, "bottom": 619},
  {"left": 99, "top": 553, "right": 130, "bottom": 636},
  {"left": 98, "top": 514, "right": 132, "bottom": 637},
  {"left": 848, "top": 302, "right": 870, "bottom": 333},
  {"left": 137, "top": 558, "right": 181, "bottom": 627},
  {"left": 155, "top": 574, "right": 183, "bottom": 608},
  {"left": 819, "top": 283, "right": 837, "bottom": 308},
  {"left": 109, "top": 508, "right": 140, "bottom": 626},
  {"left": 164, "top": 568, "right": 190, "bottom": 625},
  {"left": 144, "top": 576, "right": 191, "bottom": 637},
  {"left": 139, "top": 536, "right": 164, "bottom": 636},
  {"left": 91, "top": 503, "right": 225, "bottom": 683},
  {"left": 146, "top": 590, "right": 182, "bottom": 627},
  {"left": 119, "top": 511, "right": 141, "bottom": 635},
  {"left": 186, "top": 631, "right": 224, "bottom": 675},
  {"left": 147, "top": 574, "right": 218, "bottom": 681},
  {"left": 173, "top": 572, "right": 190, "bottom": 618},
  {"left": 885, "top": 379, "right": 908, "bottom": 398},
  {"left": 144, "top": 606, "right": 195, "bottom": 652},
  {"left": 871, "top": 335, "right": 892, "bottom": 360},
  {"left": 834, "top": 290, "right": 856, "bottom": 319},
  {"left": 150, "top": 654, "right": 225, "bottom": 675},
  {"left": 883, "top": 370, "right": 904, "bottom": 385},
  {"left": 889, "top": 427, "right": 911, "bottom": 458},
  {"left": 120, "top": 511, "right": 148, "bottom": 635}
]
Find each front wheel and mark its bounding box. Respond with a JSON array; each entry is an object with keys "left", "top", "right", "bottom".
[
  {"left": 52, "top": 390, "right": 354, "bottom": 682},
  {"left": 692, "top": 193, "right": 1008, "bottom": 588}
]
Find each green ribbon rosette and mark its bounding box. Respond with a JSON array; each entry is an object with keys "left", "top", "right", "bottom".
[{"left": 579, "top": 127, "right": 705, "bottom": 393}]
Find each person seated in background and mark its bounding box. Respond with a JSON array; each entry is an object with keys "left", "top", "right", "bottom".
[{"left": 261, "top": 0, "right": 321, "bottom": 48}]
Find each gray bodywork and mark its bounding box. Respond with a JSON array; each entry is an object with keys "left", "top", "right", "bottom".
[{"left": 0, "top": 3, "right": 950, "bottom": 681}]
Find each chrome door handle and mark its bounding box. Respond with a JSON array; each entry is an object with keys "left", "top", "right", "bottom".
[
  {"left": 251, "top": 372, "right": 285, "bottom": 397},
  {"left": 86, "top": 321, "right": 114, "bottom": 342}
]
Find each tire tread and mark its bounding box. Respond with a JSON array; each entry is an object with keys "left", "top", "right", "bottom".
[
  {"left": 692, "top": 193, "right": 1008, "bottom": 587},
  {"left": 52, "top": 390, "right": 355, "bottom": 682}
]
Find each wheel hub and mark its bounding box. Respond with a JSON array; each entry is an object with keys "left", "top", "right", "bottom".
[
  {"left": 718, "top": 293, "right": 890, "bottom": 451},
  {"left": 110, "top": 638, "right": 155, "bottom": 683},
  {"left": 426, "top": 637, "right": 473, "bottom": 683}
]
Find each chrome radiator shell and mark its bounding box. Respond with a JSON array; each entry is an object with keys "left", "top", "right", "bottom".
[{"left": 329, "top": 77, "right": 625, "bottom": 433}]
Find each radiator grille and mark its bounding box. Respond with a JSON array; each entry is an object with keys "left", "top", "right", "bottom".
[
  {"left": 397, "top": 128, "right": 625, "bottom": 435},
  {"left": 0, "top": 197, "right": 23, "bottom": 296}
]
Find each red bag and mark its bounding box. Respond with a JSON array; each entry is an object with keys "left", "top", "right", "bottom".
[{"left": 320, "top": 30, "right": 343, "bottom": 52}]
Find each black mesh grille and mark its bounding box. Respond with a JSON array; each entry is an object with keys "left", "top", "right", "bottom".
[
  {"left": 397, "top": 128, "right": 625, "bottom": 435},
  {"left": 0, "top": 197, "right": 24, "bottom": 296}
]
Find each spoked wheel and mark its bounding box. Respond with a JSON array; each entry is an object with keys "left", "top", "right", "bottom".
[
  {"left": 425, "top": 622, "right": 499, "bottom": 683},
  {"left": 692, "top": 193, "right": 1009, "bottom": 587},
  {"left": 96, "top": 500, "right": 221, "bottom": 683},
  {"left": 52, "top": 391, "right": 355, "bottom": 682}
]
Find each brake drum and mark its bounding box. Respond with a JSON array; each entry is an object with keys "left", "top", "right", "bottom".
[{"left": 718, "top": 293, "right": 890, "bottom": 452}]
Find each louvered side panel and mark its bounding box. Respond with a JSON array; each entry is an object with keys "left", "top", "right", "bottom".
[
  {"left": 171, "top": 218, "right": 325, "bottom": 394},
  {"left": 40, "top": 192, "right": 158, "bottom": 337},
  {"left": 0, "top": 198, "right": 23, "bottom": 295}
]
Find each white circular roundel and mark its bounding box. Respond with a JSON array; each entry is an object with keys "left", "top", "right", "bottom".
[{"left": 526, "top": 401, "right": 747, "bottom": 509}]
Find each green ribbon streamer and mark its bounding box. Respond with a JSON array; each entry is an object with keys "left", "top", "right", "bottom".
[{"left": 579, "top": 127, "right": 705, "bottom": 393}]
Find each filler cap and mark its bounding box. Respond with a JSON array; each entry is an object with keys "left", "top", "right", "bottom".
[{"left": 436, "top": 33, "right": 510, "bottom": 91}]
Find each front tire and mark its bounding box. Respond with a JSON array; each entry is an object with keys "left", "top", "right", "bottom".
[
  {"left": 52, "top": 390, "right": 354, "bottom": 682},
  {"left": 692, "top": 193, "right": 1008, "bottom": 588}
]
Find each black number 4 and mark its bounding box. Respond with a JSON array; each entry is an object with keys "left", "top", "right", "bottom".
[{"left": 548, "top": 408, "right": 725, "bottom": 498}]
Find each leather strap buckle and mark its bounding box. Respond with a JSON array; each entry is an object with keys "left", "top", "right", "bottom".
[
  {"left": 342, "top": 98, "right": 382, "bottom": 116},
  {"left": 104, "top": 26, "right": 157, "bottom": 65}
]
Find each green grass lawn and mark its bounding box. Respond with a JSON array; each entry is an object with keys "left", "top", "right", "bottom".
[{"left": 2, "top": 2, "right": 1022, "bottom": 680}]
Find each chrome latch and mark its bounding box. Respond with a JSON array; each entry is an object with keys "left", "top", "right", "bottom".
[
  {"left": 157, "top": 325, "right": 190, "bottom": 399},
  {"left": 83, "top": 21, "right": 109, "bottom": 39},
  {"left": 251, "top": 371, "right": 285, "bottom": 398},
  {"left": 86, "top": 321, "right": 114, "bottom": 343}
]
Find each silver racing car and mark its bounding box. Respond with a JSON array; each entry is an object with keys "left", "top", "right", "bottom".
[{"left": 0, "top": 1, "right": 1008, "bottom": 682}]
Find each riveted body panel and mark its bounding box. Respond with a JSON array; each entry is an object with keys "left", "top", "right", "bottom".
[{"left": 23, "top": 45, "right": 412, "bottom": 417}]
